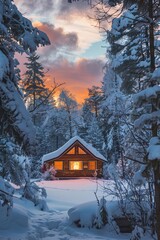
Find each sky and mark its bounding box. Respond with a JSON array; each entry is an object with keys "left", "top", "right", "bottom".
[{"left": 14, "top": 0, "right": 106, "bottom": 104}]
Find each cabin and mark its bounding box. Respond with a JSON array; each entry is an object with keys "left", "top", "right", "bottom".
[{"left": 42, "top": 136, "right": 106, "bottom": 178}]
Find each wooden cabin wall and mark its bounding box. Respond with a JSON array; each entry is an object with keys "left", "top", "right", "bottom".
[{"left": 46, "top": 154, "right": 103, "bottom": 178}]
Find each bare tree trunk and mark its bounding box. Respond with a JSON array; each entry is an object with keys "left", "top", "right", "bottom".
[
  {"left": 148, "top": 0, "right": 155, "bottom": 75},
  {"left": 148, "top": 1, "right": 160, "bottom": 239},
  {"left": 68, "top": 112, "right": 73, "bottom": 139},
  {"left": 154, "top": 164, "right": 160, "bottom": 240}
]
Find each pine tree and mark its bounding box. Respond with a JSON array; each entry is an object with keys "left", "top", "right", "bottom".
[
  {"left": 22, "top": 53, "right": 51, "bottom": 125},
  {"left": 107, "top": 4, "right": 151, "bottom": 94},
  {"left": 0, "top": 136, "right": 30, "bottom": 186},
  {"left": 101, "top": 65, "right": 125, "bottom": 168},
  {"left": 86, "top": 86, "right": 103, "bottom": 117},
  {"left": 0, "top": 0, "right": 50, "bottom": 213},
  {"left": 58, "top": 90, "right": 78, "bottom": 139},
  {"left": 104, "top": 1, "right": 160, "bottom": 238},
  {"left": 78, "top": 100, "right": 94, "bottom": 141},
  {"left": 86, "top": 117, "right": 104, "bottom": 154}
]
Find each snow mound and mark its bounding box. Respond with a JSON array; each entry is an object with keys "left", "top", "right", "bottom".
[
  {"left": 68, "top": 201, "right": 98, "bottom": 228},
  {"left": 0, "top": 203, "right": 28, "bottom": 230}
]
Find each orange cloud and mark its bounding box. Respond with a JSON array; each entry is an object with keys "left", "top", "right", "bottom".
[{"left": 44, "top": 57, "right": 104, "bottom": 104}]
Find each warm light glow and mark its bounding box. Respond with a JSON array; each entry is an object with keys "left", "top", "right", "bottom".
[
  {"left": 78, "top": 147, "right": 86, "bottom": 154},
  {"left": 54, "top": 161, "right": 63, "bottom": 170},
  {"left": 70, "top": 161, "right": 83, "bottom": 170},
  {"left": 89, "top": 161, "right": 96, "bottom": 170},
  {"left": 67, "top": 148, "right": 75, "bottom": 154}
]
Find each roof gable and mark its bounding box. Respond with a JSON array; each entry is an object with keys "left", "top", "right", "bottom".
[{"left": 42, "top": 136, "right": 106, "bottom": 163}]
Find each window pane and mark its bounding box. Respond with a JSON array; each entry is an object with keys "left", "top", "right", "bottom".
[
  {"left": 78, "top": 147, "right": 86, "bottom": 154},
  {"left": 67, "top": 147, "right": 75, "bottom": 154},
  {"left": 54, "top": 161, "right": 63, "bottom": 170},
  {"left": 70, "top": 161, "right": 83, "bottom": 170},
  {"left": 89, "top": 161, "right": 96, "bottom": 170}
]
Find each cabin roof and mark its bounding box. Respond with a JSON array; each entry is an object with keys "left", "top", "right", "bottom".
[{"left": 42, "top": 136, "right": 106, "bottom": 163}]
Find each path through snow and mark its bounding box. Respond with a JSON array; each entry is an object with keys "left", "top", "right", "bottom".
[{"left": 0, "top": 179, "right": 150, "bottom": 240}]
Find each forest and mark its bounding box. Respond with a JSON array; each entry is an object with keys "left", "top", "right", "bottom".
[{"left": 0, "top": 0, "right": 160, "bottom": 240}]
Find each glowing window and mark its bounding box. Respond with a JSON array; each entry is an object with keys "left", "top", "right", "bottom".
[
  {"left": 78, "top": 147, "right": 86, "bottom": 154},
  {"left": 70, "top": 161, "right": 83, "bottom": 170},
  {"left": 89, "top": 161, "right": 96, "bottom": 170},
  {"left": 67, "top": 147, "right": 75, "bottom": 154},
  {"left": 54, "top": 161, "right": 63, "bottom": 170}
]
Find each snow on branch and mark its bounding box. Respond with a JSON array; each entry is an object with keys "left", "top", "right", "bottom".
[
  {"left": 0, "top": 51, "right": 9, "bottom": 80},
  {"left": 1, "top": 1, "right": 50, "bottom": 53},
  {"left": 0, "top": 79, "right": 35, "bottom": 147},
  {"left": 151, "top": 67, "right": 160, "bottom": 80},
  {"left": 147, "top": 137, "right": 160, "bottom": 161},
  {"left": 133, "top": 86, "right": 160, "bottom": 105},
  {"left": 134, "top": 110, "right": 160, "bottom": 128}
]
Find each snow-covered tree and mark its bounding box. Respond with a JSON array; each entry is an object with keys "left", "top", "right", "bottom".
[
  {"left": 79, "top": 87, "right": 104, "bottom": 153},
  {"left": 86, "top": 117, "right": 104, "bottom": 154},
  {"left": 0, "top": 0, "right": 50, "bottom": 152},
  {"left": 100, "top": 0, "right": 160, "bottom": 238},
  {"left": 58, "top": 90, "right": 78, "bottom": 139},
  {"left": 0, "top": 0, "right": 50, "bottom": 215},
  {"left": 0, "top": 177, "right": 14, "bottom": 216},
  {"left": 44, "top": 107, "right": 71, "bottom": 150},
  {"left": 0, "top": 136, "right": 31, "bottom": 186},
  {"left": 86, "top": 86, "right": 103, "bottom": 117},
  {"left": 22, "top": 53, "right": 53, "bottom": 125},
  {"left": 100, "top": 62, "right": 126, "bottom": 173},
  {"left": 78, "top": 100, "right": 94, "bottom": 140},
  {"left": 107, "top": 5, "right": 149, "bottom": 94}
]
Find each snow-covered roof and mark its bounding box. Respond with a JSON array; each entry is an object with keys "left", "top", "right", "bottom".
[{"left": 42, "top": 136, "right": 106, "bottom": 163}]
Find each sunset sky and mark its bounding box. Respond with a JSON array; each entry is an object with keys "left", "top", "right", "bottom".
[{"left": 15, "top": 0, "right": 106, "bottom": 104}]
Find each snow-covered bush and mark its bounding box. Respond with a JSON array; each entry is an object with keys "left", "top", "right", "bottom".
[
  {"left": 106, "top": 164, "right": 153, "bottom": 233},
  {"left": 94, "top": 197, "right": 108, "bottom": 229},
  {"left": 0, "top": 136, "right": 31, "bottom": 186},
  {"left": 68, "top": 201, "right": 99, "bottom": 228},
  {"left": 0, "top": 177, "right": 14, "bottom": 216},
  {"left": 130, "top": 226, "right": 144, "bottom": 240},
  {"left": 21, "top": 181, "right": 48, "bottom": 211},
  {"left": 42, "top": 166, "right": 57, "bottom": 180}
]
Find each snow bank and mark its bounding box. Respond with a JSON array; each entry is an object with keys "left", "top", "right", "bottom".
[
  {"left": 68, "top": 197, "right": 150, "bottom": 231},
  {"left": 68, "top": 201, "right": 98, "bottom": 228},
  {"left": 0, "top": 203, "right": 28, "bottom": 230},
  {"left": 0, "top": 179, "right": 151, "bottom": 240},
  {"left": 68, "top": 200, "right": 124, "bottom": 228}
]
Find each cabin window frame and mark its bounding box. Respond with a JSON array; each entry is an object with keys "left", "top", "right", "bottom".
[
  {"left": 69, "top": 161, "right": 83, "bottom": 170},
  {"left": 77, "top": 147, "right": 87, "bottom": 155},
  {"left": 88, "top": 161, "right": 97, "bottom": 170},
  {"left": 66, "top": 147, "right": 76, "bottom": 155},
  {"left": 54, "top": 161, "right": 64, "bottom": 170}
]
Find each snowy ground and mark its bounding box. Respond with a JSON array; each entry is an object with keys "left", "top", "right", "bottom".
[{"left": 0, "top": 179, "right": 151, "bottom": 240}]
